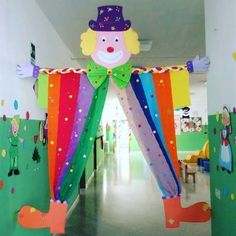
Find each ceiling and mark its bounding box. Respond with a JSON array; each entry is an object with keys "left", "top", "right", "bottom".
[{"left": 35, "top": 0, "right": 207, "bottom": 94}]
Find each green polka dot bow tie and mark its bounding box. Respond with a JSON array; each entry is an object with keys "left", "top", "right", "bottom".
[{"left": 87, "top": 60, "right": 132, "bottom": 89}]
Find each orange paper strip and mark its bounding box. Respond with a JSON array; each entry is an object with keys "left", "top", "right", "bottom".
[
  {"left": 152, "top": 72, "right": 180, "bottom": 177},
  {"left": 48, "top": 74, "right": 61, "bottom": 198}
]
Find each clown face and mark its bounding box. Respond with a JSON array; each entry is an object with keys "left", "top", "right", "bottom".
[
  {"left": 222, "top": 108, "right": 230, "bottom": 126},
  {"left": 91, "top": 31, "right": 131, "bottom": 68},
  {"left": 12, "top": 123, "right": 19, "bottom": 136}
]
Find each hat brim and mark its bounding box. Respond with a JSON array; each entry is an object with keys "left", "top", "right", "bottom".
[{"left": 89, "top": 19, "right": 131, "bottom": 31}]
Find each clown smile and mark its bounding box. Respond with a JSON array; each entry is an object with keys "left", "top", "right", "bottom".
[{"left": 97, "top": 50, "right": 124, "bottom": 64}]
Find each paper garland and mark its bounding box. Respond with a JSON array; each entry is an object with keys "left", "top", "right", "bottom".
[{"left": 38, "top": 65, "right": 187, "bottom": 75}]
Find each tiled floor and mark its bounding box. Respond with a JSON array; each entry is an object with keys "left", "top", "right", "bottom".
[{"left": 63, "top": 151, "right": 211, "bottom": 236}]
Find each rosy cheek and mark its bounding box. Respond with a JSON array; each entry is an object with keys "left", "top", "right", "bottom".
[{"left": 96, "top": 43, "right": 105, "bottom": 51}]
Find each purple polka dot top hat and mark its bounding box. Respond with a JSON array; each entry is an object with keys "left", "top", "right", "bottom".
[{"left": 88, "top": 5, "right": 131, "bottom": 31}]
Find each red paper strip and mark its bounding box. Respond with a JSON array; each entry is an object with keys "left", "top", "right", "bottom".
[{"left": 53, "top": 72, "right": 80, "bottom": 193}]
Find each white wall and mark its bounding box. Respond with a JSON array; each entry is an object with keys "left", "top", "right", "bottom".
[
  {"left": 189, "top": 83, "right": 208, "bottom": 124},
  {"left": 0, "top": 0, "right": 78, "bottom": 120},
  {"left": 205, "top": 0, "right": 236, "bottom": 115}
]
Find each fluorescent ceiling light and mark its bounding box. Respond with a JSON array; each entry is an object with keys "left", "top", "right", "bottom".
[{"left": 139, "top": 39, "right": 152, "bottom": 52}]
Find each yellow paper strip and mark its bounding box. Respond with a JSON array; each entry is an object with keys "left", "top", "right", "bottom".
[{"left": 170, "top": 70, "right": 190, "bottom": 109}]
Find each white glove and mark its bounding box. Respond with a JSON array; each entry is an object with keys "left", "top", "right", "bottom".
[
  {"left": 16, "top": 64, "right": 39, "bottom": 79},
  {"left": 191, "top": 56, "right": 210, "bottom": 73}
]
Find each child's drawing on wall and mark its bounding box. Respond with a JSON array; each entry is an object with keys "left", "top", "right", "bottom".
[
  {"left": 8, "top": 115, "right": 23, "bottom": 176},
  {"left": 218, "top": 106, "right": 233, "bottom": 173}
]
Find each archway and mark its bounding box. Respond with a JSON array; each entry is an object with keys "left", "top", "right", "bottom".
[{"left": 17, "top": 4, "right": 211, "bottom": 234}]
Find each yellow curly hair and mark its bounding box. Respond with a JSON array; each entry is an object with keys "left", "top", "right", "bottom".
[{"left": 11, "top": 115, "right": 20, "bottom": 128}]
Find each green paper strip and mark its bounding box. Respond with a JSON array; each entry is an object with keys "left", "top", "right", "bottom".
[
  {"left": 59, "top": 79, "right": 109, "bottom": 201},
  {"left": 37, "top": 73, "right": 49, "bottom": 108}
]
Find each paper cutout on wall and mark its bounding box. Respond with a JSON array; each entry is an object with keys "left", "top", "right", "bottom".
[
  {"left": 0, "top": 99, "right": 4, "bottom": 106},
  {"left": 223, "top": 187, "right": 228, "bottom": 196},
  {"left": 1, "top": 149, "right": 7, "bottom": 158},
  {"left": 39, "top": 113, "right": 48, "bottom": 145},
  {"left": 26, "top": 111, "right": 30, "bottom": 120},
  {"left": 232, "top": 52, "right": 236, "bottom": 60},
  {"left": 13, "top": 100, "right": 19, "bottom": 110},
  {"left": 0, "top": 180, "right": 4, "bottom": 189},
  {"left": 218, "top": 106, "right": 233, "bottom": 173},
  {"left": 18, "top": 200, "right": 68, "bottom": 234},
  {"left": 81, "top": 5, "right": 139, "bottom": 69},
  {"left": 8, "top": 115, "right": 22, "bottom": 177},
  {"left": 215, "top": 187, "right": 222, "bottom": 198},
  {"left": 163, "top": 196, "right": 211, "bottom": 228},
  {"left": 174, "top": 116, "right": 181, "bottom": 135},
  {"left": 32, "top": 135, "right": 41, "bottom": 163},
  {"left": 180, "top": 116, "right": 202, "bottom": 132},
  {"left": 182, "top": 106, "right": 190, "bottom": 119},
  {"left": 32, "top": 147, "right": 40, "bottom": 163},
  {"left": 2, "top": 114, "right": 7, "bottom": 122}
]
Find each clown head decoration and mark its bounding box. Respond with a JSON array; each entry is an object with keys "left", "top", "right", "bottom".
[
  {"left": 11, "top": 115, "right": 20, "bottom": 136},
  {"left": 81, "top": 5, "right": 140, "bottom": 69}
]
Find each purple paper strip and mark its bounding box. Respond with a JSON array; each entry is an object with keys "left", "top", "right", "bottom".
[{"left": 111, "top": 80, "right": 179, "bottom": 197}]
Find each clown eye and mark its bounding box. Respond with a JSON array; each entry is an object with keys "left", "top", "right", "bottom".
[
  {"left": 114, "top": 37, "right": 119, "bottom": 42},
  {"left": 101, "top": 37, "right": 106, "bottom": 42}
]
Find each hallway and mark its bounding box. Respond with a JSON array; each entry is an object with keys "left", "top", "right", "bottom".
[{"left": 63, "top": 151, "right": 211, "bottom": 236}]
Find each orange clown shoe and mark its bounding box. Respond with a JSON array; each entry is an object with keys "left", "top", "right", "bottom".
[
  {"left": 18, "top": 200, "right": 68, "bottom": 234},
  {"left": 162, "top": 196, "right": 211, "bottom": 228}
]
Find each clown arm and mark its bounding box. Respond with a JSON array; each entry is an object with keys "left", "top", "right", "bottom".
[
  {"left": 16, "top": 64, "right": 40, "bottom": 79},
  {"left": 16, "top": 55, "right": 210, "bottom": 79},
  {"left": 16, "top": 64, "right": 86, "bottom": 79},
  {"left": 186, "top": 56, "right": 210, "bottom": 73}
]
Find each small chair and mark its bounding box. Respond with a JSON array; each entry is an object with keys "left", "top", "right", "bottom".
[
  {"left": 203, "top": 159, "right": 210, "bottom": 172},
  {"left": 184, "top": 164, "right": 196, "bottom": 183},
  {"left": 179, "top": 161, "right": 196, "bottom": 183}
]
